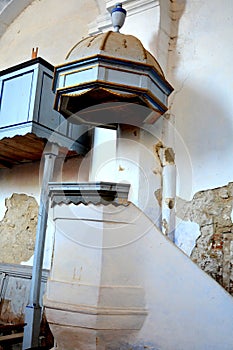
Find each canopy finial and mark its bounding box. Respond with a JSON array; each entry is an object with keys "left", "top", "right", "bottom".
[{"left": 111, "top": 3, "right": 127, "bottom": 32}]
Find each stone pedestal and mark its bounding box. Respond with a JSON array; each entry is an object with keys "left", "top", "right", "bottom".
[{"left": 44, "top": 182, "right": 147, "bottom": 349}]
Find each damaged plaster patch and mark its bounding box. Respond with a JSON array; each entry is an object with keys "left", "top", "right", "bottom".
[
  {"left": 165, "top": 198, "right": 175, "bottom": 209},
  {"left": 0, "top": 193, "right": 38, "bottom": 264},
  {"left": 176, "top": 182, "right": 233, "bottom": 295},
  {"left": 162, "top": 218, "right": 169, "bottom": 236},
  {"left": 153, "top": 142, "right": 163, "bottom": 171},
  {"left": 175, "top": 219, "right": 200, "bottom": 256},
  {"left": 164, "top": 147, "right": 175, "bottom": 165},
  {"left": 153, "top": 142, "right": 175, "bottom": 171},
  {"left": 154, "top": 188, "right": 162, "bottom": 207}
]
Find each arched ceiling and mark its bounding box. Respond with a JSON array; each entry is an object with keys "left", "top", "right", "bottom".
[{"left": 0, "top": 0, "right": 34, "bottom": 37}]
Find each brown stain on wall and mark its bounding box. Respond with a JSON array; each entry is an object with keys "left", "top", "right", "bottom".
[
  {"left": 153, "top": 142, "right": 175, "bottom": 172},
  {"left": 164, "top": 148, "right": 175, "bottom": 164},
  {"left": 154, "top": 189, "right": 162, "bottom": 207},
  {"left": 165, "top": 198, "right": 175, "bottom": 209},
  {"left": 0, "top": 193, "right": 38, "bottom": 264},
  {"left": 0, "top": 299, "right": 24, "bottom": 324},
  {"left": 153, "top": 142, "right": 163, "bottom": 170},
  {"left": 176, "top": 182, "right": 233, "bottom": 295}
]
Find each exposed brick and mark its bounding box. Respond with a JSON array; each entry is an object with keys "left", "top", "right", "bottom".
[{"left": 177, "top": 182, "right": 233, "bottom": 295}]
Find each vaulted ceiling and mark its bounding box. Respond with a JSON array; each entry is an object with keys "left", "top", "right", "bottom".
[{"left": 0, "top": 0, "right": 33, "bottom": 37}]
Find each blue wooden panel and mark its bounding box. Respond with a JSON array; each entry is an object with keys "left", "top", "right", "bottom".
[
  {"left": 0, "top": 71, "right": 34, "bottom": 127},
  {"left": 38, "top": 72, "right": 60, "bottom": 130},
  {"left": 0, "top": 58, "right": 90, "bottom": 154},
  {"left": 64, "top": 67, "right": 98, "bottom": 88}
]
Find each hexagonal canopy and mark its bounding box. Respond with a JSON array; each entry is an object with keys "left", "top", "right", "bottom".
[{"left": 53, "top": 31, "right": 173, "bottom": 127}]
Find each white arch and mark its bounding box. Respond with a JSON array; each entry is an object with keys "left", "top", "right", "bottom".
[{"left": 0, "top": 0, "right": 34, "bottom": 37}]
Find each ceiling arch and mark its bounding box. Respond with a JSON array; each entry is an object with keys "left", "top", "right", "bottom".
[{"left": 0, "top": 0, "right": 34, "bottom": 37}]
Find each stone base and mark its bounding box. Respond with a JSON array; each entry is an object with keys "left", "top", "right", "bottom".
[{"left": 45, "top": 310, "right": 141, "bottom": 350}]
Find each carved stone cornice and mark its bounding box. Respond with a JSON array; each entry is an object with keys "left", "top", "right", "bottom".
[{"left": 49, "top": 182, "right": 130, "bottom": 207}]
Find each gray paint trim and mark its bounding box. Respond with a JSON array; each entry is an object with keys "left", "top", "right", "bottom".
[
  {"left": 0, "top": 263, "right": 49, "bottom": 283},
  {"left": 49, "top": 181, "right": 130, "bottom": 207}
]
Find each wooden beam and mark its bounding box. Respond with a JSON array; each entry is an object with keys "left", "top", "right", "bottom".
[
  {"left": 0, "top": 322, "right": 26, "bottom": 333},
  {"left": 0, "top": 332, "right": 24, "bottom": 342}
]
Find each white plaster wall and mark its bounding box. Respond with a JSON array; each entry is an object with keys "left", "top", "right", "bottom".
[
  {"left": 0, "top": 0, "right": 99, "bottom": 69},
  {"left": 169, "top": 0, "right": 233, "bottom": 199},
  {"left": 89, "top": 127, "right": 117, "bottom": 182},
  {"left": 0, "top": 153, "right": 89, "bottom": 213},
  {"left": 90, "top": 125, "right": 162, "bottom": 226},
  {"left": 175, "top": 219, "right": 200, "bottom": 256}
]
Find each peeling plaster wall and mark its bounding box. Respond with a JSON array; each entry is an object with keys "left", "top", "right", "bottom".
[
  {"left": 0, "top": 193, "right": 38, "bottom": 264},
  {"left": 176, "top": 182, "right": 233, "bottom": 295},
  {"left": 0, "top": 162, "right": 40, "bottom": 266},
  {"left": 0, "top": 157, "right": 88, "bottom": 269}
]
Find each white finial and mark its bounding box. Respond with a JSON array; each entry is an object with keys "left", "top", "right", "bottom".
[{"left": 111, "top": 3, "right": 127, "bottom": 32}]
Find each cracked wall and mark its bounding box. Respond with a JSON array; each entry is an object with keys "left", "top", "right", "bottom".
[
  {"left": 0, "top": 193, "right": 38, "bottom": 264},
  {"left": 176, "top": 182, "right": 233, "bottom": 295}
]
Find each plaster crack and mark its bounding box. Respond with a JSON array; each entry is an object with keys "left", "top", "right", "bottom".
[{"left": 169, "top": 74, "right": 190, "bottom": 109}]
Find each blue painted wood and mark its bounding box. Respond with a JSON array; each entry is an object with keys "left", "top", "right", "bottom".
[
  {"left": 52, "top": 54, "right": 173, "bottom": 126},
  {"left": 0, "top": 58, "right": 89, "bottom": 155},
  {"left": 0, "top": 70, "right": 34, "bottom": 127}
]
